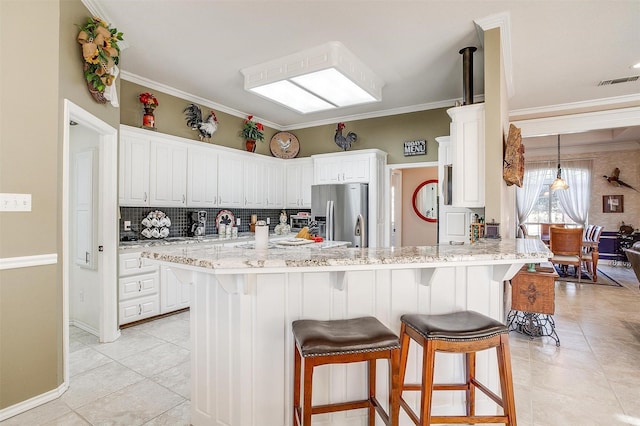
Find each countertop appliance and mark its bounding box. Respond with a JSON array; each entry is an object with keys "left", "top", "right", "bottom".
[
  {"left": 289, "top": 214, "right": 312, "bottom": 231},
  {"left": 311, "top": 183, "right": 368, "bottom": 248},
  {"left": 188, "top": 211, "right": 207, "bottom": 237}
]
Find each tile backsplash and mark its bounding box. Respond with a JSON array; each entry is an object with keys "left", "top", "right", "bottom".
[{"left": 120, "top": 206, "right": 310, "bottom": 239}]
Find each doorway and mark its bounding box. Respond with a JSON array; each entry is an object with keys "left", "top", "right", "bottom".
[
  {"left": 386, "top": 162, "right": 438, "bottom": 247},
  {"left": 63, "top": 100, "right": 119, "bottom": 386}
]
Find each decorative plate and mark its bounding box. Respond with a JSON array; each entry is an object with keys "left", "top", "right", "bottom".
[
  {"left": 270, "top": 132, "right": 300, "bottom": 159},
  {"left": 216, "top": 209, "right": 235, "bottom": 229}
]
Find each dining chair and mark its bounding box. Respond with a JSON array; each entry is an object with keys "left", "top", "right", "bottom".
[
  {"left": 550, "top": 226, "right": 584, "bottom": 283},
  {"left": 581, "top": 225, "right": 603, "bottom": 281}
]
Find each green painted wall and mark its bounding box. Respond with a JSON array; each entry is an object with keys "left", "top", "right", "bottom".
[{"left": 120, "top": 80, "right": 451, "bottom": 164}]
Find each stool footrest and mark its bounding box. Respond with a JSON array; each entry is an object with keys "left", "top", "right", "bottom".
[
  {"left": 471, "top": 379, "right": 503, "bottom": 407},
  {"left": 311, "top": 399, "right": 369, "bottom": 415},
  {"left": 430, "top": 415, "right": 510, "bottom": 424}
]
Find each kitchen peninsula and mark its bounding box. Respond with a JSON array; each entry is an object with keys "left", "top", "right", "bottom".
[{"left": 142, "top": 238, "right": 551, "bottom": 426}]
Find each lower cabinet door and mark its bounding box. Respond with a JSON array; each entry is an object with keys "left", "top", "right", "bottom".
[
  {"left": 119, "top": 272, "right": 159, "bottom": 300},
  {"left": 119, "top": 294, "right": 160, "bottom": 325},
  {"left": 160, "top": 265, "right": 190, "bottom": 314}
]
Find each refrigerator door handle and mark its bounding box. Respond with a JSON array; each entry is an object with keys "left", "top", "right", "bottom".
[
  {"left": 326, "top": 200, "right": 335, "bottom": 241},
  {"left": 355, "top": 214, "right": 366, "bottom": 248}
]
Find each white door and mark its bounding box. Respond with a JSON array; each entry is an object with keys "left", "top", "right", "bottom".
[
  {"left": 218, "top": 154, "right": 244, "bottom": 207},
  {"left": 188, "top": 146, "right": 219, "bottom": 207},
  {"left": 119, "top": 135, "right": 150, "bottom": 206},
  {"left": 74, "top": 149, "right": 96, "bottom": 270},
  {"left": 150, "top": 141, "right": 187, "bottom": 207}
]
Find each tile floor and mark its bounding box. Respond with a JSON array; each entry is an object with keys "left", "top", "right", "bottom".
[{"left": 2, "top": 265, "right": 640, "bottom": 425}]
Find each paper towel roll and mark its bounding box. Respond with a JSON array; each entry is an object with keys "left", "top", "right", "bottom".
[{"left": 255, "top": 221, "right": 269, "bottom": 250}]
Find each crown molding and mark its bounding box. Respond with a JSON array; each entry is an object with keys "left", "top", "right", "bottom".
[
  {"left": 512, "top": 106, "right": 640, "bottom": 138},
  {"left": 121, "top": 71, "right": 281, "bottom": 130},
  {"left": 474, "top": 11, "right": 514, "bottom": 98},
  {"left": 523, "top": 140, "right": 640, "bottom": 157},
  {"left": 122, "top": 70, "right": 483, "bottom": 131},
  {"left": 80, "top": 0, "right": 130, "bottom": 49},
  {"left": 509, "top": 94, "right": 640, "bottom": 119}
]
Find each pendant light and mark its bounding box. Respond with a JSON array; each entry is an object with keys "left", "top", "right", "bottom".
[{"left": 550, "top": 134, "right": 569, "bottom": 190}]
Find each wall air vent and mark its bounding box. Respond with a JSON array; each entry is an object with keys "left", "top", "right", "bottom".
[{"left": 597, "top": 75, "right": 639, "bottom": 86}]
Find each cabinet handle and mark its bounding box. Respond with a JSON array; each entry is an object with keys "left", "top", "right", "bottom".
[
  {"left": 138, "top": 281, "right": 142, "bottom": 292},
  {"left": 182, "top": 194, "right": 185, "bottom": 204},
  {"left": 245, "top": 198, "right": 247, "bottom": 205},
  {"left": 138, "top": 304, "right": 142, "bottom": 315},
  {"left": 85, "top": 251, "right": 90, "bottom": 264},
  {"left": 138, "top": 258, "right": 142, "bottom": 268},
  {"left": 144, "top": 192, "right": 147, "bottom": 202}
]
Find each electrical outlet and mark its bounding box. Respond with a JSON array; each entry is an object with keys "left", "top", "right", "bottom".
[
  {"left": 266, "top": 217, "right": 270, "bottom": 225},
  {"left": 236, "top": 218, "right": 241, "bottom": 226},
  {"left": 0, "top": 193, "right": 31, "bottom": 212},
  {"left": 124, "top": 220, "right": 132, "bottom": 231}
]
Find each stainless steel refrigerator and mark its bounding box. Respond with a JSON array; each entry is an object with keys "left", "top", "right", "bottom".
[{"left": 311, "top": 183, "right": 368, "bottom": 248}]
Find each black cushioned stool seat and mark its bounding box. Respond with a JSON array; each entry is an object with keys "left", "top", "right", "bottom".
[
  {"left": 292, "top": 317, "right": 400, "bottom": 426},
  {"left": 398, "top": 311, "right": 517, "bottom": 425}
]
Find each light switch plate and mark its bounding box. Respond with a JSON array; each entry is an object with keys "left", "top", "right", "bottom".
[{"left": 0, "top": 193, "right": 32, "bottom": 212}]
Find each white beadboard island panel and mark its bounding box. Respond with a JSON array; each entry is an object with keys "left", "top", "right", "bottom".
[{"left": 142, "top": 238, "right": 550, "bottom": 426}]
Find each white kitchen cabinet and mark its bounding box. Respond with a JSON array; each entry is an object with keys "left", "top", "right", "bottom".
[
  {"left": 243, "top": 159, "right": 266, "bottom": 208},
  {"left": 264, "top": 159, "right": 284, "bottom": 208},
  {"left": 188, "top": 146, "right": 219, "bottom": 207},
  {"left": 447, "top": 104, "right": 485, "bottom": 208},
  {"left": 118, "top": 251, "right": 160, "bottom": 325},
  {"left": 149, "top": 138, "right": 188, "bottom": 207},
  {"left": 119, "top": 133, "right": 150, "bottom": 206},
  {"left": 314, "top": 154, "right": 369, "bottom": 184},
  {"left": 285, "top": 158, "right": 314, "bottom": 208},
  {"left": 217, "top": 153, "right": 245, "bottom": 207},
  {"left": 160, "top": 265, "right": 190, "bottom": 314}
]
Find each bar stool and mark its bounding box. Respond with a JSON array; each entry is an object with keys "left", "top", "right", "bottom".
[
  {"left": 292, "top": 316, "right": 401, "bottom": 426},
  {"left": 398, "top": 311, "right": 517, "bottom": 425}
]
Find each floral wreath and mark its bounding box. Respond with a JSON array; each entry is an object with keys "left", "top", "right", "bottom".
[{"left": 76, "top": 16, "right": 124, "bottom": 105}]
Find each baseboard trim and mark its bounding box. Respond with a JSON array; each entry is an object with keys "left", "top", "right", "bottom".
[
  {"left": 0, "top": 253, "right": 57, "bottom": 270},
  {"left": 69, "top": 319, "right": 99, "bottom": 337},
  {"left": 0, "top": 382, "right": 67, "bottom": 422}
]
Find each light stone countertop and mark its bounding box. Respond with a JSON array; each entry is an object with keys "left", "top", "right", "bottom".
[
  {"left": 119, "top": 232, "right": 298, "bottom": 251},
  {"left": 140, "top": 238, "right": 552, "bottom": 272}
]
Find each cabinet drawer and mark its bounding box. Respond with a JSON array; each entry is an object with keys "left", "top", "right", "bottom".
[
  {"left": 119, "top": 272, "right": 159, "bottom": 301},
  {"left": 119, "top": 252, "right": 158, "bottom": 276},
  {"left": 119, "top": 294, "right": 160, "bottom": 325}
]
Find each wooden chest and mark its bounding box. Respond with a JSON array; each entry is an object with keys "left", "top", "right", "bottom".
[{"left": 510, "top": 265, "right": 558, "bottom": 315}]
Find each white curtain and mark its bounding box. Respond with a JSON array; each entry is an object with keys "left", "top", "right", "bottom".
[
  {"left": 556, "top": 159, "right": 592, "bottom": 227},
  {"left": 516, "top": 161, "right": 549, "bottom": 228}
]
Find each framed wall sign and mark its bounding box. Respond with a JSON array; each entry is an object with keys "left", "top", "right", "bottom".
[
  {"left": 404, "top": 140, "right": 426, "bottom": 156},
  {"left": 603, "top": 195, "right": 623, "bottom": 213}
]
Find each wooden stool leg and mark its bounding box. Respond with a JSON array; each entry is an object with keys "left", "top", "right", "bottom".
[
  {"left": 389, "top": 348, "right": 400, "bottom": 426},
  {"left": 497, "top": 335, "right": 517, "bottom": 425},
  {"left": 467, "top": 351, "right": 476, "bottom": 416},
  {"left": 293, "top": 346, "right": 302, "bottom": 426},
  {"left": 368, "top": 359, "right": 376, "bottom": 426},
  {"left": 302, "top": 359, "right": 314, "bottom": 426},
  {"left": 420, "top": 339, "right": 436, "bottom": 425},
  {"left": 398, "top": 323, "right": 411, "bottom": 394}
]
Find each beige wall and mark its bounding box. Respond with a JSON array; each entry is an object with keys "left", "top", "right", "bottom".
[
  {"left": 120, "top": 80, "right": 451, "bottom": 164},
  {"left": 527, "top": 149, "right": 640, "bottom": 232},
  {"left": 402, "top": 167, "right": 438, "bottom": 246},
  {"left": 1, "top": 0, "right": 61, "bottom": 409},
  {"left": 1, "top": 0, "right": 123, "bottom": 410}
]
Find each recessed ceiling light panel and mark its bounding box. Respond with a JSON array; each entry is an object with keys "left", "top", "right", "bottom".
[
  {"left": 250, "top": 81, "right": 335, "bottom": 114},
  {"left": 241, "top": 42, "right": 384, "bottom": 114}
]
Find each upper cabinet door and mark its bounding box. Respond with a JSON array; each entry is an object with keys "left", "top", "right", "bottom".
[
  {"left": 119, "top": 133, "right": 150, "bottom": 206},
  {"left": 149, "top": 140, "right": 188, "bottom": 207},
  {"left": 448, "top": 104, "right": 485, "bottom": 208},
  {"left": 217, "top": 153, "right": 244, "bottom": 207},
  {"left": 188, "top": 146, "right": 219, "bottom": 207},
  {"left": 264, "top": 160, "right": 284, "bottom": 208}
]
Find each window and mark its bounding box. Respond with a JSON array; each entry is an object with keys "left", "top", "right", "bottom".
[{"left": 526, "top": 169, "right": 575, "bottom": 225}]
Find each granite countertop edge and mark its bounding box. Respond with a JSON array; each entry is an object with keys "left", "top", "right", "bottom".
[{"left": 140, "top": 238, "right": 552, "bottom": 270}]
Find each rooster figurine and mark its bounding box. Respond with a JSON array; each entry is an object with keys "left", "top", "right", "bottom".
[
  {"left": 184, "top": 104, "right": 218, "bottom": 141},
  {"left": 603, "top": 168, "right": 639, "bottom": 192},
  {"left": 334, "top": 122, "right": 357, "bottom": 151}
]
